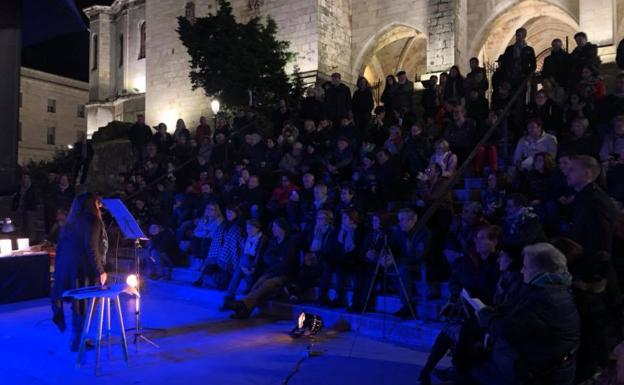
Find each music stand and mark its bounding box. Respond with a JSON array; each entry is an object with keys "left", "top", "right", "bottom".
[{"left": 101, "top": 198, "right": 160, "bottom": 348}]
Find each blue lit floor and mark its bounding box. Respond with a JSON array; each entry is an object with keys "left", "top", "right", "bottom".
[{"left": 0, "top": 280, "right": 448, "bottom": 385}]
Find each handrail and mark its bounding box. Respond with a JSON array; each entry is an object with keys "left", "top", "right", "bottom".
[{"left": 411, "top": 74, "right": 533, "bottom": 236}]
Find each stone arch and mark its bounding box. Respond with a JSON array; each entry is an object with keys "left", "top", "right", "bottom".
[
  {"left": 353, "top": 23, "right": 427, "bottom": 86},
  {"left": 470, "top": 0, "right": 579, "bottom": 66}
]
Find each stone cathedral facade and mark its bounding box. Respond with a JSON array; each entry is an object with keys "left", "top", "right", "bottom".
[{"left": 84, "top": 0, "right": 623, "bottom": 134}]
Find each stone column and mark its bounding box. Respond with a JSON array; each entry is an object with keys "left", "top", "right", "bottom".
[
  {"left": 426, "top": 0, "right": 468, "bottom": 74},
  {"left": 0, "top": 0, "right": 20, "bottom": 188}
]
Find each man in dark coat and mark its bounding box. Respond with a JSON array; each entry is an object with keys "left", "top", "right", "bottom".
[
  {"left": 393, "top": 70, "right": 414, "bottom": 115},
  {"left": 230, "top": 218, "right": 298, "bottom": 319},
  {"left": 471, "top": 243, "right": 580, "bottom": 385},
  {"left": 571, "top": 32, "right": 601, "bottom": 79},
  {"left": 567, "top": 155, "right": 617, "bottom": 255},
  {"left": 500, "top": 28, "right": 536, "bottom": 89},
  {"left": 541, "top": 38, "right": 571, "bottom": 88},
  {"left": 388, "top": 208, "right": 431, "bottom": 319},
  {"left": 128, "top": 114, "right": 153, "bottom": 169},
  {"left": 72, "top": 131, "right": 94, "bottom": 185},
  {"left": 323, "top": 73, "right": 352, "bottom": 127},
  {"left": 464, "top": 58, "right": 489, "bottom": 98},
  {"left": 51, "top": 192, "right": 108, "bottom": 351}
]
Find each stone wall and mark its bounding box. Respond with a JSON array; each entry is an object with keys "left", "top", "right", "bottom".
[
  {"left": 579, "top": 0, "right": 613, "bottom": 46},
  {"left": 351, "top": 0, "right": 429, "bottom": 80},
  {"left": 426, "top": 0, "right": 467, "bottom": 73},
  {"left": 317, "top": 0, "right": 352, "bottom": 82},
  {"left": 19, "top": 68, "right": 89, "bottom": 163},
  {"left": 145, "top": 0, "right": 319, "bottom": 131}
]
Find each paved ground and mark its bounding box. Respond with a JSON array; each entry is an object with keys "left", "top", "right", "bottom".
[{"left": 0, "top": 280, "right": 448, "bottom": 385}]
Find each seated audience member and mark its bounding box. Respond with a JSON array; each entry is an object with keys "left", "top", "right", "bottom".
[
  {"left": 299, "top": 182, "right": 334, "bottom": 231},
  {"left": 526, "top": 90, "right": 563, "bottom": 135},
  {"left": 481, "top": 171, "right": 508, "bottom": 221},
  {"left": 46, "top": 208, "right": 68, "bottom": 244},
  {"left": 388, "top": 208, "right": 432, "bottom": 319},
  {"left": 501, "top": 193, "right": 545, "bottom": 247},
  {"left": 146, "top": 224, "right": 180, "bottom": 280},
  {"left": 559, "top": 117, "right": 600, "bottom": 159},
  {"left": 445, "top": 202, "right": 488, "bottom": 259},
  {"left": 429, "top": 139, "right": 458, "bottom": 178},
  {"left": 474, "top": 111, "right": 502, "bottom": 175},
  {"left": 192, "top": 203, "right": 225, "bottom": 285},
  {"left": 354, "top": 212, "right": 392, "bottom": 313},
  {"left": 375, "top": 149, "right": 403, "bottom": 203},
  {"left": 418, "top": 225, "right": 502, "bottom": 385},
  {"left": 599, "top": 115, "right": 624, "bottom": 166},
  {"left": 402, "top": 122, "right": 433, "bottom": 177},
  {"left": 222, "top": 219, "right": 267, "bottom": 310},
  {"left": 230, "top": 218, "right": 298, "bottom": 319},
  {"left": 300, "top": 210, "right": 338, "bottom": 305},
  {"left": 212, "top": 205, "right": 245, "bottom": 290},
  {"left": 470, "top": 243, "right": 580, "bottom": 385},
  {"left": 512, "top": 118, "right": 558, "bottom": 170},
  {"left": 521, "top": 152, "right": 560, "bottom": 233},
  {"left": 267, "top": 174, "right": 299, "bottom": 214},
  {"left": 332, "top": 209, "right": 365, "bottom": 309},
  {"left": 596, "top": 73, "right": 624, "bottom": 125},
  {"left": 566, "top": 155, "right": 618, "bottom": 255},
  {"left": 444, "top": 104, "right": 476, "bottom": 165}
]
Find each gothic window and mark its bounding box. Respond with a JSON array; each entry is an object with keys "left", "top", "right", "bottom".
[
  {"left": 92, "top": 34, "right": 98, "bottom": 70},
  {"left": 185, "top": 2, "right": 195, "bottom": 21},
  {"left": 138, "top": 22, "right": 146, "bottom": 59},
  {"left": 119, "top": 34, "right": 124, "bottom": 67}
]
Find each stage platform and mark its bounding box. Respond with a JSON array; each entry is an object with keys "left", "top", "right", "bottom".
[{"left": 0, "top": 275, "right": 450, "bottom": 385}]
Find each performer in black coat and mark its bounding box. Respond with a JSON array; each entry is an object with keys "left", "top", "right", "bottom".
[{"left": 51, "top": 192, "right": 108, "bottom": 351}]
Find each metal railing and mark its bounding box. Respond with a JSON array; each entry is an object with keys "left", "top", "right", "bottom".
[{"left": 411, "top": 74, "right": 533, "bottom": 235}]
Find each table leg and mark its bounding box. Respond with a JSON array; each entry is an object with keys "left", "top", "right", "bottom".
[
  {"left": 95, "top": 298, "right": 105, "bottom": 375},
  {"left": 106, "top": 298, "right": 111, "bottom": 339},
  {"left": 77, "top": 298, "right": 95, "bottom": 367},
  {"left": 115, "top": 296, "right": 129, "bottom": 365}
]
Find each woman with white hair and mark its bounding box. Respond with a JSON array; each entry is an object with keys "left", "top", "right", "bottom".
[{"left": 468, "top": 242, "right": 580, "bottom": 385}]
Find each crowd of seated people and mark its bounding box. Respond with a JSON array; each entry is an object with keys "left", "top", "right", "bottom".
[{"left": 20, "top": 27, "right": 624, "bottom": 385}]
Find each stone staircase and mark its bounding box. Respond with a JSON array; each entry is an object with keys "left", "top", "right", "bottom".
[{"left": 116, "top": 265, "right": 446, "bottom": 349}]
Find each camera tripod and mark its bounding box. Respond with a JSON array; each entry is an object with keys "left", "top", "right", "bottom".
[{"left": 362, "top": 236, "right": 417, "bottom": 336}]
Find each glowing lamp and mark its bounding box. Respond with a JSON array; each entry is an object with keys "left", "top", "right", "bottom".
[
  {"left": 16, "top": 238, "right": 30, "bottom": 251},
  {"left": 126, "top": 274, "right": 139, "bottom": 288},
  {"left": 0, "top": 239, "right": 12, "bottom": 256},
  {"left": 1, "top": 218, "right": 15, "bottom": 233},
  {"left": 67, "top": 144, "right": 74, "bottom": 150},
  {"left": 290, "top": 312, "right": 323, "bottom": 338},
  {"left": 211, "top": 99, "right": 220, "bottom": 115}
]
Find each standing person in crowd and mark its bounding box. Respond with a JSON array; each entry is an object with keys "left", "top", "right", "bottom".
[
  {"left": 72, "top": 131, "right": 94, "bottom": 185},
  {"left": 421, "top": 75, "right": 439, "bottom": 119},
  {"left": 222, "top": 219, "right": 267, "bottom": 310},
  {"left": 230, "top": 218, "right": 298, "bottom": 319},
  {"left": 394, "top": 70, "right": 414, "bottom": 115},
  {"left": 566, "top": 155, "right": 617, "bottom": 255},
  {"left": 541, "top": 38, "right": 571, "bottom": 88},
  {"left": 571, "top": 32, "right": 601, "bottom": 79},
  {"left": 152, "top": 122, "right": 173, "bottom": 155},
  {"left": 351, "top": 76, "right": 374, "bottom": 136},
  {"left": 381, "top": 74, "right": 398, "bottom": 116},
  {"left": 470, "top": 243, "right": 580, "bottom": 385},
  {"left": 300, "top": 88, "right": 323, "bottom": 124},
  {"left": 13, "top": 173, "right": 38, "bottom": 241},
  {"left": 500, "top": 27, "right": 536, "bottom": 90},
  {"left": 173, "top": 118, "right": 191, "bottom": 143},
  {"left": 464, "top": 58, "right": 488, "bottom": 99},
  {"left": 195, "top": 116, "right": 212, "bottom": 145},
  {"left": 443, "top": 66, "right": 465, "bottom": 103},
  {"left": 128, "top": 114, "right": 152, "bottom": 169},
  {"left": 51, "top": 192, "right": 108, "bottom": 352},
  {"left": 323, "top": 73, "right": 351, "bottom": 127}
]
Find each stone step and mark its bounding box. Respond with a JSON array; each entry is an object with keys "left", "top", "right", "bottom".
[
  {"left": 453, "top": 188, "right": 481, "bottom": 202},
  {"left": 139, "top": 274, "right": 445, "bottom": 349},
  {"left": 464, "top": 177, "right": 486, "bottom": 190}
]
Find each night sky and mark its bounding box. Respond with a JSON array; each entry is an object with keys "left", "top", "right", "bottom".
[{"left": 21, "top": 0, "right": 114, "bottom": 82}]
